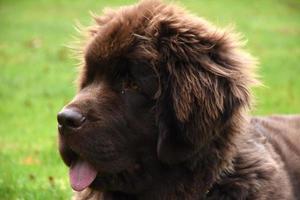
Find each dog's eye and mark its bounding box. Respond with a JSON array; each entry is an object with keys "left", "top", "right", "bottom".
[
  {"left": 121, "top": 79, "right": 141, "bottom": 94},
  {"left": 129, "top": 81, "right": 140, "bottom": 91}
]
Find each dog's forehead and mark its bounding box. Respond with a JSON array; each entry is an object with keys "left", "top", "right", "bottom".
[
  {"left": 84, "top": 5, "right": 155, "bottom": 67},
  {"left": 77, "top": 0, "right": 176, "bottom": 88},
  {"left": 84, "top": 27, "right": 134, "bottom": 70}
]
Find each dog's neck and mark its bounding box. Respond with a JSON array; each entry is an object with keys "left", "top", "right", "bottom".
[
  {"left": 133, "top": 118, "right": 244, "bottom": 200},
  {"left": 136, "top": 114, "right": 246, "bottom": 200}
]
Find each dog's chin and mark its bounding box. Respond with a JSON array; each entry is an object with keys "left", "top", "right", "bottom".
[
  {"left": 68, "top": 161, "right": 144, "bottom": 193},
  {"left": 59, "top": 148, "right": 139, "bottom": 192},
  {"left": 58, "top": 132, "right": 144, "bottom": 192},
  {"left": 58, "top": 143, "right": 102, "bottom": 191},
  {"left": 88, "top": 167, "right": 146, "bottom": 194},
  {"left": 59, "top": 151, "right": 110, "bottom": 192}
]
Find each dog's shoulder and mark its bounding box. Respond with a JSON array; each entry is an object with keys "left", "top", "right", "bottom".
[
  {"left": 251, "top": 115, "right": 300, "bottom": 135},
  {"left": 250, "top": 115, "right": 300, "bottom": 159},
  {"left": 250, "top": 115, "right": 300, "bottom": 199}
]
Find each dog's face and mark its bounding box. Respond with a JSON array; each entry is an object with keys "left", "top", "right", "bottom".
[
  {"left": 57, "top": 0, "right": 255, "bottom": 194},
  {"left": 58, "top": 57, "right": 160, "bottom": 192}
]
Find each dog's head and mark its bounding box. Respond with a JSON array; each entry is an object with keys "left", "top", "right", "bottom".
[{"left": 57, "top": 0, "right": 256, "bottom": 193}]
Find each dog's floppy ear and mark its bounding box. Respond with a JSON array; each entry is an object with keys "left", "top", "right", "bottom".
[{"left": 154, "top": 18, "right": 257, "bottom": 164}]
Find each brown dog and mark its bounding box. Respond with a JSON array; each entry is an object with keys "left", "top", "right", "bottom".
[{"left": 57, "top": 0, "right": 300, "bottom": 199}]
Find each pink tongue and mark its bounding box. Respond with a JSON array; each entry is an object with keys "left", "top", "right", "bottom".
[{"left": 69, "top": 159, "right": 98, "bottom": 191}]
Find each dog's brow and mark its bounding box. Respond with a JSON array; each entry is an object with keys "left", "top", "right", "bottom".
[{"left": 85, "top": 50, "right": 120, "bottom": 76}]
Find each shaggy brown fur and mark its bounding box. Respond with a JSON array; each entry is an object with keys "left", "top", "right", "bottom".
[{"left": 57, "top": 1, "right": 300, "bottom": 199}]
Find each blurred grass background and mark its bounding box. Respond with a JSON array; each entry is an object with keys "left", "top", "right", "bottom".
[{"left": 0, "top": 0, "right": 299, "bottom": 199}]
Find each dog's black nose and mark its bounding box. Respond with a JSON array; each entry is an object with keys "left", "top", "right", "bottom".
[{"left": 57, "top": 108, "right": 86, "bottom": 129}]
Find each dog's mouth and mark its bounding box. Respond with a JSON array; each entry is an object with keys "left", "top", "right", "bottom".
[
  {"left": 69, "top": 158, "right": 98, "bottom": 191},
  {"left": 58, "top": 131, "right": 144, "bottom": 192},
  {"left": 61, "top": 147, "right": 141, "bottom": 192}
]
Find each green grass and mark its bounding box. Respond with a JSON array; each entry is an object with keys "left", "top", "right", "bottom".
[{"left": 0, "top": 0, "right": 299, "bottom": 199}]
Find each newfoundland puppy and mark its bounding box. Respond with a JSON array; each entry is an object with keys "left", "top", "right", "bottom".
[{"left": 57, "top": 0, "right": 300, "bottom": 199}]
